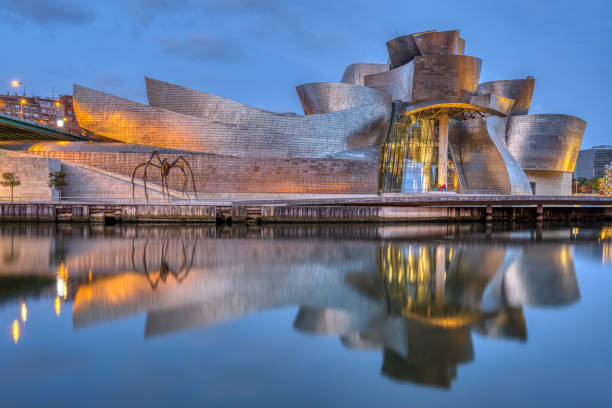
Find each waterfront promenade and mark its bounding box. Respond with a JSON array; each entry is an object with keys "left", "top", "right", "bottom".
[{"left": 1, "top": 194, "right": 611, "bottom": 223}]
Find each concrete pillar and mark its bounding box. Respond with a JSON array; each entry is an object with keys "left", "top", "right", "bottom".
[
  {"left": 438, "top": 114, "right": 449, "bottom": 188},
  {"left": 485, "top": 205, "right": 493, "bottom": 222}
]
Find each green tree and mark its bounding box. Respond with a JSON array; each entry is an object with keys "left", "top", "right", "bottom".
[
  {"left": 1, "top": 172, "right": 21, "bottom": 203},
  {"left": 48, "top": 171, "right": 68, "bottom": 202}
]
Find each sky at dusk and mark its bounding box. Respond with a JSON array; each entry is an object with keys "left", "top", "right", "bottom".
[{"left": 0, "top": 0, "right": 610, "bottom": 148}]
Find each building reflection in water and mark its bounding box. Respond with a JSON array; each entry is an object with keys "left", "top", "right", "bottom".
[
  {"left": 600, "top": 226, "right": 612, "bottom": 264},
  {"left": 0, "top": 223, "right": 590, "bottom": 387}
]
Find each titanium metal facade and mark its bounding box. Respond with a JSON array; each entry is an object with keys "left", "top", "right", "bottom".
[
  {"left": 60, "top": 28, "right": 586, "bottom": 195},
  {"left": 74, "top": 84, "right": 391, "bottom": 159},
  {"left": 341, "top": 63, "right": 390, "bottom": 87},
  {"left": 476, "top": 79, "right": 535, "bottom": 116},
  {"left": 505, "top": 114, "right": 585, "bottom": 195},
  {"left": 296, "top": 82, "right": 391, "bottom": 115}
]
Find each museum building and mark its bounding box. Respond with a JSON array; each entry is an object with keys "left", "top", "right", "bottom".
[{"left": 2, "top": 29, "right": 587, "bottom": 198}]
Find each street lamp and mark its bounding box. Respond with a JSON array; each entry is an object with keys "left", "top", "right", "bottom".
[
  {"left": 19, "top": 98, "right": 26, "bottom": 119},
  {"left": 11, "top": 80, "right": 24, "bottom": 96}
]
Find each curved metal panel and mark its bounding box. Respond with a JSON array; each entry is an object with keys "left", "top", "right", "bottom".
[
  {"left": 506, "top": 114, "right": 586, "bottom": 172},
  {"left": 75, "top": 84, "right": 391, "bottom": 159},
  {"left": 363, "top": 60, "right": 414, "bottom": 102},
  {"left": 412, "top": 30, "right": 461, "bottom": 56},
  {"left": 340, "top": 63, "right": 389, "bottom": 86},
  {"left": 476, "top": 78, "right": 535, "bottom": 115},
  {"left": 386, "top": 35, "right": 421, "bottom": 69},
  {"left": 296, "top": 82, "right": 391, "bottom": 115},
  {"left": 364, "top": 55, "right": 481, "bottom": 104},
  {"left": 449, "top": 113, "right": 532, "bottom": 195},
  {"left": 458, "top": 37, "right": 465, "bottom": 55},
  {"left": 411, "top": 55, "right": 482, "bottom": 104},
  {"left": 145, "top": 77, "right": 291, "bottom": 125}
]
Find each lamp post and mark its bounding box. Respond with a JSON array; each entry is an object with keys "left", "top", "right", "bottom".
[
  {"left": 11, "top": 80, "right": 25, "bottom": 119},
  {"left": 19, "top": 98, "right": 26, "bottom": 119},
  {"left": 11, "top": 80, "right": 24, "bottom": 96}
]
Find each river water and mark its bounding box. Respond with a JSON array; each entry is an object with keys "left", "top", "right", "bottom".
[{"left": 0, "top": 223, "right": 610, "bottom": 407}]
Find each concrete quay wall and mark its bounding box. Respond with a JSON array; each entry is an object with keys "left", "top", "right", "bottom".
[{"left": 1, "top": 202, "right": 611, "bottom": 224}]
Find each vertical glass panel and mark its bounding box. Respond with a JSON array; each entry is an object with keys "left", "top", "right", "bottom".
[{"left": 379, "top": 105, "right": 458, "bottom": 193}]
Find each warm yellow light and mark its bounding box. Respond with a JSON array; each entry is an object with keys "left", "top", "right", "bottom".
[
  {"left": 56, "top": 276, "right": 68, "bottom": 300},
  {"left": 58, "top": 262, "right": 68, "bottom": 279},
  {"left": 20, "top": 302, "right": 27, "bottom": 323},
  {"left": 12, "top": 320, "right": 20, "bottom": 344},
  {"left": 11, "top": 80, "right": 20, "bottom": 87},
  {"left": 55, "top": 101, "right": 60, "bottom": 107},
  {"left": 20, "top": 99, "right": 26, "bottom": 104},
  {"left": 54, "top": 296, "right": 61, "bottom": 316}
]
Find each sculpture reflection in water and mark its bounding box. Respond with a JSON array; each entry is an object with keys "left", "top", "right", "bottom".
[
  {"left": 71, "top": 236, "right": 579, "bottom": 389},
  {"left": 130, "top": 238, "right": 197, "bottom": 290}
]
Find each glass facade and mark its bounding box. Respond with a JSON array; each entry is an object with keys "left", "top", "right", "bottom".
[{"left": 379, "top": 104, "right": 458, "bottom": 193}]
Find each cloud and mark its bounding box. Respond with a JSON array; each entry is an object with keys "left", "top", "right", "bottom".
[
  {"left": 0, "top": 0, "right": 96, "bottom": 25},
  {"left": 157, "top": 33, "right": 245, "bottom": 62},
  {"left": 122, "top": 0, "right": 282, "bottom": 26}
]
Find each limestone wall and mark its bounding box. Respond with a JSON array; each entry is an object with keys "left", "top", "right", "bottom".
[
  {"left": 60, "top": 163, "right": 169, "bottom": 200},
  {"left": 29, "top": 151, "right": 378, "bottom": 194},
  {"left": 525, "top": 171, "right": 573, "bottom": 196},
  {"left": 0, "top": 150, "right": 59, "bottom": 201}
]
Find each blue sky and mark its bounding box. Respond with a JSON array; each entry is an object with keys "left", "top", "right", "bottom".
[{"left": 0, "top": 0, "right": 610, "bottom": 147}]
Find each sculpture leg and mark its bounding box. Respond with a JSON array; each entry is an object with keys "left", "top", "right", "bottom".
[{"left": 131, "top": 163, "right": 148, "bottom": 201}]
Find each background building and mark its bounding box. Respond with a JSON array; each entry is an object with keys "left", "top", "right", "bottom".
[
  {"left": 0, "top": 93, "right": 83, "bottom": 135},
  {"left": 574, "top": 145, "right": 612, "bottom": 179}
]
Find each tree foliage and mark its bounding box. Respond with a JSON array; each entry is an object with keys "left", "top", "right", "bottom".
[
  {"left": 48, "top": 171, "right": 68, "bottom": 188},
  {"left": 1, "top": 172, "right": 21, "bottom": 203}
]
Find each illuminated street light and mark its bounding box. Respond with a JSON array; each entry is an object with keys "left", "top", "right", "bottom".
[
  {"left": 19, "top": 98, "right": 26, "bottom": 119},
  {"left": 11, "top": 79, "right": 24, "bottom": 96}
]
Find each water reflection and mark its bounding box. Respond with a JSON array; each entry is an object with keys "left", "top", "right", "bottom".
[{"left": 0, "top": 223, "right": 607, "bottom": 389}]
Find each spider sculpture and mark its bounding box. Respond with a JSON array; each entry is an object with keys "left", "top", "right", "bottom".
[
  {"left": 131, "top": 151, "right": 198, "bottom": 202},
  {"left": 131, "top": 238, "right": 197, "bottom": 290}
]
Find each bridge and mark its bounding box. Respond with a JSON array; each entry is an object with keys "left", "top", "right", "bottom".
[{"left": 0, "top": 114, "right": 91, "bottom": 141}]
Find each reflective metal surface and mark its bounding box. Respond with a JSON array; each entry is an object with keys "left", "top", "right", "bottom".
[
  {"left": 364, "top": 55, "right": 482, "bottom": 104},
  {"left": 386, "top": 30, "right": 462, "bottom": 69},
  {"left": 476, "top": 78, "right": 535, "bottom": 116},
  {"left": 295, "top": 82, "right": 391, "bottom": 115},
  {"left": 412, "top": 29, "right": 461, "bottom": 56},
  {"left": 386, "top": 35, "right": 421, "bottom": 69},
  {"left": 506, "top": 114, "right": 586, "bottom": 172},
  {"left": 75, "top": 83, "right": 391, "bottom": 159},
  {"left": 340, "top": 63, "right": 389, "bottom": 86}
]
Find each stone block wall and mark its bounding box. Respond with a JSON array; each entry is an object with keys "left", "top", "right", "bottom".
[
  {"left": 525, "top": 171, "right": 573, "bottom": 196},
  {"left": 0, "top": 150, "right": 59, "bottom": 201},
  {"left": 60, "top": 163, "right": 168, "bottom": 200},
  {"left": 28, "top": 151, "right": 378, "bottom": 194}
]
